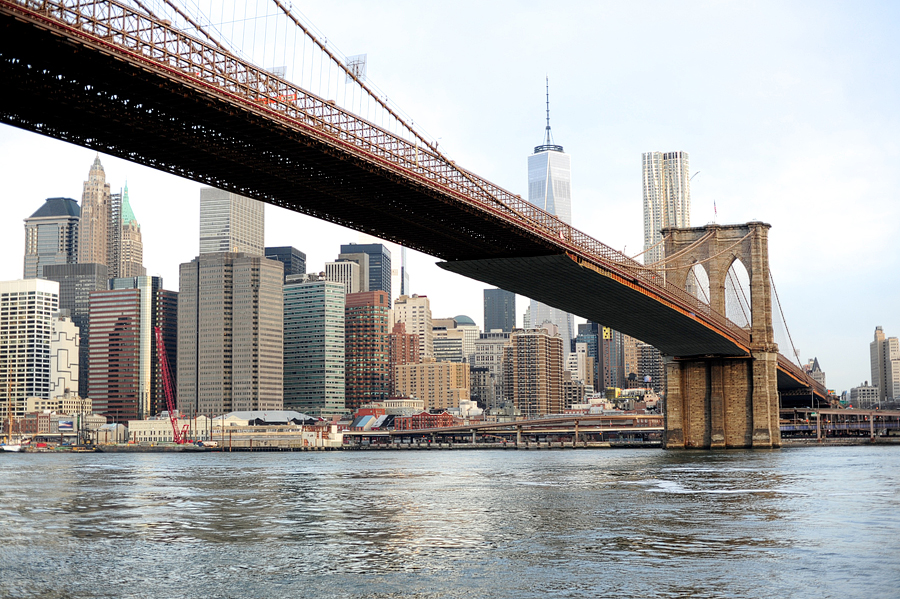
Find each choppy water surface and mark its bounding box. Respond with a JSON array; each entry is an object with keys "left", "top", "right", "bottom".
[{"left": 1, "top": 447, "right": 898, "bottom": 598}]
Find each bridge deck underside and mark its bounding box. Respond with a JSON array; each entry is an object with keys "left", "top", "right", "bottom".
[
  {"left": 0, "top": 12, "right": 557, "bottom": 263},
  {"left": 440, "top": 255, "right": 747, "bottom": 357}
]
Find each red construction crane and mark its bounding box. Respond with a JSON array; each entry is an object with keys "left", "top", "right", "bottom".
[{"left": 154, "top": 326, "right": 189, "bottom": 444}]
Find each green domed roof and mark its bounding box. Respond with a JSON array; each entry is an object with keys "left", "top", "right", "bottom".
[{"left": 453, "top": 315, "right": 476, "bottom": 326}]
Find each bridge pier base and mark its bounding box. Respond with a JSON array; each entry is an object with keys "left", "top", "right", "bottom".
[{"left": 664, "top": 353, "right": 780, "bottom": 449}]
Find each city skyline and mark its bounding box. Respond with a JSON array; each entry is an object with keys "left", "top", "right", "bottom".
[{"left": 1, "top": 1, "right": 898, "bottom": 394}]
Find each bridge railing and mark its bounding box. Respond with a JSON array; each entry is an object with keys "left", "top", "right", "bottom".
[{"left": 12, "top": 0, "right": 750, "bottom": 346}]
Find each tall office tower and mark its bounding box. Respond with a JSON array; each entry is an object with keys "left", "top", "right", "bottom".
[
  {"left": 400, "top": 246, "right": 410, "bottom": 296},
  {"left": 527, "top": 81, "right": 575, "bottom": 356},
  {"left": 474, "top": 330, "right": 511, "bottom": 409},
  {"left": 575, "top": 322, "right": 601, "bottom": 392},
  {"left": 344, "top": 290, "right": 390, "bottom": 412},
  {"left": 50, "top": 313, "right": 79, "bottom": 399},
  {"left": 642, "top": 151, "right": 691, "bottom": 265},
  {"left": 388, "top": 322, "right": 420, "bottom": 395},
  {"left": 43, "top": 263, "right": 108, "bottom": 399},
  {"left": 114, "top": 185, "right": 146, "bottom": 278},
  {"left": 394, "top": 294, "right": 433, "bottom": 359},
  {"left": 0, "top": 279, "right": 59, "bottom": 421},
  {"left": 484, "top": 288, "right": 516, "bottom": 333},
  {"left": 154, "top": 288, "right": 179, "bottom": 416},
  {"left": 78, "top": 156, "right": 111, "bottom": 266},
  {"left": 265, "top": 246, "right": 307, "bottom": 280},
  {"left": 528, "top": 79, "right": 572, "bottom": 224},
  {"left": 88, "top": 278, "right": 154, "bottom": 422},
  {"left": 602, "top": 326, "right": 625, "bottom": 390},
  {"left": 23, "top": 197, "right": 80, "bottom": 279},
  {"left": 502, "top": 327, "right": 564, "bottom": 418},
  {"left": 199, "top": 187, "right": 265, "bottom": 256},
  {"left": 178, "top": 253, "right": 283, "bottom": 417},
  {"left": 638, "top": 342, "right": 665, "bottom": 394},
  {"left": 394, "top": 359, "right": 470, "bottom": 412},
  {"left": 565, "top": 342, "right": 594, "bottom": 390},
  {"left": 282, "top": 277, "right": 345, "bottom": 417},
  {"left": 870, "top": 326, "right": 900, "bottom": 403},
  {"left": 340, "top": 243, "right": 391, "bottom": 302},
  {"left": 337, "top": 251, "right": 370, "bottom": 289},
  {"left": 622, "top": 334, "right": 640, "bottom": 381},
  {"left": 326, "top": 259, "right": 363, "bottom": 294}
]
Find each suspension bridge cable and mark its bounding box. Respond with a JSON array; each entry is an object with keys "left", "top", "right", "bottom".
[
  {"left": 769, "top": 268, "right": 808, "bottom": 374},
  {"left": 629, "top": 230, "right": 753, "bottom": 272},
  {"left": 726, "top": 268, "right": 750, "bottom": 327}
]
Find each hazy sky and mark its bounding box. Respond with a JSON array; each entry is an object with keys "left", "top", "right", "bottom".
[{"left": 1, "top": 1, "right": 898, "bottom": 393}]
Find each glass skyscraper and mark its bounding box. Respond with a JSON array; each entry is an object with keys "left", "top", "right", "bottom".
[
  {"left": 340, "top": 243, "right": 391, "bottom": 303},
  {"left": 484, "top": 288, "right": 516, "bottom": 333},
  {"left": 283, "top": 278, "right": 346, "bottom": 417},
  {"left": 527, "top": 80, "right": 574, "bottom": 354}
]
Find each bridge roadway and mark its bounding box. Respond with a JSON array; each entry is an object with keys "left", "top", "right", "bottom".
[{"left": 0, "top": 0, "right": 823, "bottom": 400}]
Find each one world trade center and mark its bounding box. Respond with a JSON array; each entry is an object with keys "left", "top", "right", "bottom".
[{"left": 526, "top": 78, "right": 574, "bottom": 356}]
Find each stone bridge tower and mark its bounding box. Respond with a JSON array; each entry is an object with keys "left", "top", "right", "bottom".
[{"left": 660, "top": 222, "right": 780, "bottom": 449}]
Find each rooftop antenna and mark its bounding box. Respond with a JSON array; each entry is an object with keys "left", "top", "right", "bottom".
[
  {"left": 545, "top": 75, "right": 552, "bottom": 146},
  {"left": 535, "top": 76, "right": 564, "bottom": 153}
]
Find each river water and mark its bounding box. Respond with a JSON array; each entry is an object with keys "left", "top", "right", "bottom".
[{"left": 0, "top": 446, "right": 898, "bottom": 599}]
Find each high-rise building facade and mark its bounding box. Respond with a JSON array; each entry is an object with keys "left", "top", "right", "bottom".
[
  {"left": 473, "top": 330, "right": 511, "bottom": 409},
  {"left": 88, "top": 276, "right": 176, "bottom": 423},
  {"left": 43, "top": 263, "right": 108, "bottom": 399},
  {"left": 340, "top": 243, "right": 391, "bottom": 302},
  {"left": 199, "top": 188, "right": 265, "bottom": 256},
  {"left": 88, "top": 286, "right": 148, "bottom": 422},
  {"left": 78, "top": 156, "right": 111, "bottom": 266},
  {"left": 602, "top": 326, "right": 625, "bottom": 390},
  {"left": 50, "top": 313, "right": 79, "bottom": 400},
  {"left": 283, "top": 277, "right": 345, "bottom": 417},
  {"left": 265, "top": 246, "right": 307, "bottom": 280},
  {"left": 433, "top": 326, "right": 465, "bottom": 363},
  {"left": 23, "top": 197, "right": 80, "bottom": 279},
  {"left": 638, "top": 342, "right": 665, "bottom": 394},
  {"left": 74, "top": 157, "right": 145, "bottom": 277},
  {"left": 642, "top": 151, "right": 691, "bottom": 264},
  {"left": 870, "top": 326, "right": 900, "bottom": 403},
  {"left": 394, "top": 294, "right": 433, "bottom": 359},
  {"left": 502, "top": 327, "right": 563, "bottom": 418},
  {"left": 394, "top": 359, "right": 470, "bottom": 412},
  {"left": 575, "top": 322, "right": 601, "bottom": 392},
  {"left": 0, "top": 279, "right": 59, "bottom": 421},
  {"left": 484, "top": 288, "right": 516, "bottom": 333},
  {"left": 113, "top": 185, "right": 146, "bottom": 278},
  {"left": 345, "top": 290, "right": 390, "bottom": 412},
  {"left": 178, "top": 253, "right": 283, "bottom": 417},
  {"left": 453, "top": 315, "right": 480, "bottom": 363},
  {"left": 388, "top": 322, "right": 419, "bottom": 395},
  {"left": 325, "top": 259, "right": 362, "bottom": 295}
]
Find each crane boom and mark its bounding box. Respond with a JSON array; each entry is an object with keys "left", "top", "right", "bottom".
[{"left": 153, "top": 326, "right": 188, "bottom": 444}]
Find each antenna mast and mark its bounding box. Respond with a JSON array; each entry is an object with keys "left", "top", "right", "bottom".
[{"left": 535, "top": 76, "right": 564, "bottom": 153}]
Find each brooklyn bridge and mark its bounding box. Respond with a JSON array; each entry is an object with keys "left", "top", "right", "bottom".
[{"left": 0, "top": 0, "right": 828, "bottom": 448}]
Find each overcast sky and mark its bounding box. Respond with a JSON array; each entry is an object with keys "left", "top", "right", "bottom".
[{"left": 1, "top": 0, "right": 897, "bottom": 393}]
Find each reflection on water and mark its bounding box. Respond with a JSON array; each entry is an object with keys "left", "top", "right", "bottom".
[{"left": 1, "top": 447, "right": 898, "bottom": 598}]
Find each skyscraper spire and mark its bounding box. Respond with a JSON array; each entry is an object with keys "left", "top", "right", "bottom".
[
  {"left": 535, "top": 77, "right": 563, "bottom": 153},
  {"left": 545, "top": 75, "right": 553, "bottom": 146}
]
